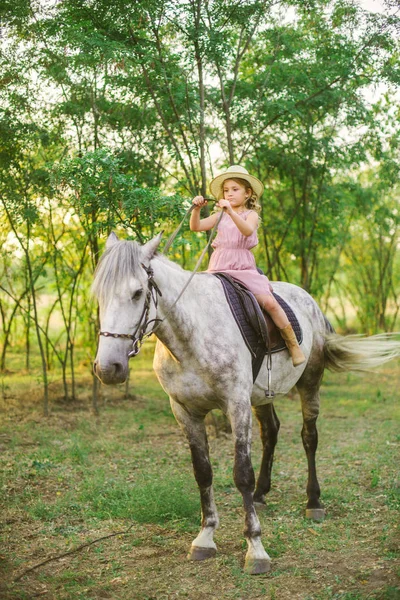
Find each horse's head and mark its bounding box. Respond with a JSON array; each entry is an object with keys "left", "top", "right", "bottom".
[{"left": 92, "top": 232, "right": 163, "bottom": 384}]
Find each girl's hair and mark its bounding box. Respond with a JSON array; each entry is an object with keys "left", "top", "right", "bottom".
[{"left": 219, "top": 177, "right": 261, "bottom": 213}]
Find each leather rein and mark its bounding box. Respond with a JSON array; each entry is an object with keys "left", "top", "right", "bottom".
[{"left": 99, "top": 199, "right": 222, "bottom": 359}]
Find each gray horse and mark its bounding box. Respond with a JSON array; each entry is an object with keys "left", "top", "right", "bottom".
[{"left": 93, "top": 233, "right": 399, "bottom": 575}]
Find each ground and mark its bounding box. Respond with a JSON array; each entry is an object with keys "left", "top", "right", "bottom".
[{"left": 0, "top": 349, "right": 399, "bottom": 599}]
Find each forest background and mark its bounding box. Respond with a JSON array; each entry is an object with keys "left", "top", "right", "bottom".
[{"left": 0, "top": 0, "right": 399, "bottom": 413}]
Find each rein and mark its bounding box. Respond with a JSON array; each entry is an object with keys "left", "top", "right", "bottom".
[
  {"left": 162, "top": 198, "right": 216, "bottom": 254},
  {"left": 99, "top": 199, "right": 222, "bottom": 358}
]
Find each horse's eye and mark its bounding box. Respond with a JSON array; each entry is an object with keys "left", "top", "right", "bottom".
[{"left": 132, "top": 289, "right": 143, "bottom": 300}]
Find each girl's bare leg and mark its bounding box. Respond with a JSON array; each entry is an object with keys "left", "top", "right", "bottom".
[
  {"left": 255, "top": 294, "right": 289, "bottom": 329},
  {"left": 255, "top": 294, "right": 305, "bottom": 366}
]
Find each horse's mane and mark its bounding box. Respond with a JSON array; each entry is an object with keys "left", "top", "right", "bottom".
[
  {"left": 153, "top": 253, "right": 184, "bottom": 271},
  {"left": 92, "top": 240, "right": 144, "bottom": 306}
]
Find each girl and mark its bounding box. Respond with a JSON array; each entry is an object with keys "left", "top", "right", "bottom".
[{"left": 190, "top": 165, "right": 305, "bottom": 366}]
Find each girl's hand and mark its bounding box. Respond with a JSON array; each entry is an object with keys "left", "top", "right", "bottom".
[
  {"left": 217, "top": 199, "right": 233, "bottom": 213},
  {"left": 192, "top": 196, "right": 207, "bottom": 208}
]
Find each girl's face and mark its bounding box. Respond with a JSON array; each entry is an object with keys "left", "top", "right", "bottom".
[{"left": 222, "top": 179, "right": 249, "bottom": 211}]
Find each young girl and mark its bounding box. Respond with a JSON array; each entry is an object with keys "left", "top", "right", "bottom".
[{"left": 190, "top": 165, "right": 305, "bottom": 366}]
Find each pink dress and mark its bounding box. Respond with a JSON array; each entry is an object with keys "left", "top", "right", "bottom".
[{"left": 207, "top": 210, "right": 273, "bottom": 296}]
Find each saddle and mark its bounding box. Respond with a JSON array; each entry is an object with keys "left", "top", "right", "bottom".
[{"left": 214, "top": 273, "right": 303, "bottom": 382}]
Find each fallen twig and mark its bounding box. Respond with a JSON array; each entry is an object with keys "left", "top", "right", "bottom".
[{"left": 14, "top": 523, "right": 134, "bottom": 582}]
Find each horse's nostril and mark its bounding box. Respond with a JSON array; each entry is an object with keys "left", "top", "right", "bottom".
[
  {"left": 93, "top": 361, "right": 97, "bottom": 374},
  {"left": 113, "top": 362, "right": 123, "bottom": 375}
]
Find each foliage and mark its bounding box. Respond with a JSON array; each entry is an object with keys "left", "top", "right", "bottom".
[{"left": 53, "top": 149, "right": 186, "bottom": 245}]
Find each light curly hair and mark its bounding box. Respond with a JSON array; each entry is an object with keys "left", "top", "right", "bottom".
[{"left": 218, "top": 177, "right": 261, "bottom": 213}]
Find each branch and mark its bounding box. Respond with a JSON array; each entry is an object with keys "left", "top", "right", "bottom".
[
  {"left": 152, "top": 24, "right": 198, "bottom": 187},
  {"left": 126, "top": 26, "right": 195, "bottom": 191},
  {"left": 14, "top": 524, "right": 134, "bottom": 582},
  {"left": 228, "top": 1, "right": 270, "bottom": 106}
]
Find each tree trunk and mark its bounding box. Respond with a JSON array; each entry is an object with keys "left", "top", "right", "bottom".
[
  {"left": 92, "top": 372, "right": 99, "bottom": 415},
  {"left": 25, "top": 289, "right": 31, "bottom": 372},
  {"left": 70, "top": 342, "right": 76, "bottom": 400},
  {"left": 124, "top": 368, "right": 132, "bottom": 400}
]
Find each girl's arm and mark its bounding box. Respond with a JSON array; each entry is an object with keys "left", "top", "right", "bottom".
[
  {"left": 190, "top": 196, "right": 219, "bottom": 231},
  {"left": 218, "top": 200, "right": 259, "bottom": 236}
]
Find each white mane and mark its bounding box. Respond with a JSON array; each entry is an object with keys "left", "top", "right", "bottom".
[{"left": 153, "top": 253, "right": 185, "bottom": 271}]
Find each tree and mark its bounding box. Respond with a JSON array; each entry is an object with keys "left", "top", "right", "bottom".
[{"left": 0, "top": 110, "right": 54, "bottom": 413}]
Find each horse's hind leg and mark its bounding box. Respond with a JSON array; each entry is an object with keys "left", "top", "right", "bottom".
[
  {"left": 296, "top": 376, "right": 325, "bottom": 522},
  {"left": 170, "top": 399, "right": 219, "bottom": 561},
  {"left": 253, "top": 403, "right": 280, "bottom": 506}
]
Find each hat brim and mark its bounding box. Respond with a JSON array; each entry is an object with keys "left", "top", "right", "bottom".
[{"left": 209, "top": 171, "right": 264, "bottom": 199}]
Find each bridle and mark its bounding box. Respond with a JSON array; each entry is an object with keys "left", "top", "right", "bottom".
[
  {"left": 98, "top": 199, "right": 222, "bottom": 359},
  {"left": 99, "top": 264, "right": 162, "bottom": 358}
]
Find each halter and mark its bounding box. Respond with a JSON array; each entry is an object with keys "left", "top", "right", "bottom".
[{"left": 99, "top": 264, "right": 162, "bottom": 358}]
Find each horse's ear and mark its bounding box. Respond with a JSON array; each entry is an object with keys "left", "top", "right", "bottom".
[
  {"left": 106, "top": 232, "right": 119, "bottom": 249},
  {"left": 141, "top": 231, "right": 164, "bottom": 265}
]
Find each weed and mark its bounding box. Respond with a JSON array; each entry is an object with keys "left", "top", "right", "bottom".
[{"left": 370, "top": 468, "right": 380, "bottom": 489}]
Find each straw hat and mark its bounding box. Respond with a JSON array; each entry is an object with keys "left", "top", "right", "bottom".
[{"left": 209, "top": 165, "right": 264, "bottom": 199}]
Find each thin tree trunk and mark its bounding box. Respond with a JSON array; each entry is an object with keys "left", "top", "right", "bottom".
[
  {"left": 26, "top": 263, "right": 49, "bottom": 413},
  {"left": 124, "top": 368, "right": 131, "bottom": 400},
  {"left": 92, "top": 72, "right": 100, "bottom": 151},
  {"left": 92, "top": 372, "right": 99, "bottom": 416},
  {"left": 193, "top": 0, "right": 207, "bottom": 196},
  {"left": 70, "top": 342, "right": 76, "bottom": 400},
  {"left": 25, "top": 256, "right": 49, "bottom": 413},
  {"left": 0, "top": 290, "right": 28, "bottom": 372},
  {"left": 91, "top": 231, "right": 101, "bottom": 412},
  {"left": 25, "top": 262, "right": 31, "bottom": 372},
  {"left": 44, "top": 297, "right": 60, "bottom": 371}
]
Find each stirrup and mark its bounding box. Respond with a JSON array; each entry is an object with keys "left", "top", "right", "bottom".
[{"left": 265, "top": 354, "right": 275, "bottom": 398}]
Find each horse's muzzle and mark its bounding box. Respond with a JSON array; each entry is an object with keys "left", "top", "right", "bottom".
[{"left": 93, "top": 360, "right": 128, "bottom": 385}]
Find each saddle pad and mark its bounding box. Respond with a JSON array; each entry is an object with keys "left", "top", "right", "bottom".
[{"left": 214, "top": 273, "right": 303, "bottom": 382}]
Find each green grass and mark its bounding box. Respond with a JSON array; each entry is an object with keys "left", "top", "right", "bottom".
[
  {"left": 26, "top": 474, "right": 199, "bottom": 527},
  {"left": 0, "top": 357, "right": 399, "bottom": 599}
]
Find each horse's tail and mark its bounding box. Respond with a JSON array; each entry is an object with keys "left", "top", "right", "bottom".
[{"left": 323, "top": 325, "right": 400, "bottom": 373}]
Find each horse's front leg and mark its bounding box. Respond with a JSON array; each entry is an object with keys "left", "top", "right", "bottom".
[
  {"left": 228, "top": 400, "right": 271, "bottom": 574},
  {"left": 170, "top": 399, "right": 219, "bottom": 561}
]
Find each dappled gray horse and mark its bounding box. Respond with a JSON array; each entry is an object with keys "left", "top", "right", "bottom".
[{"left": 93, "top": 233, "right": 399, "bottom": 574}]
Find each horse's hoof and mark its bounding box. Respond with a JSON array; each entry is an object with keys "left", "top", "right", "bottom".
[
  {"left": 187, "top": 545, "right": 217, "bottom": 561},
  {"left": 305, "top": 508, "right": 325, "bottom": 521},
  {"left": 254, "top": 501, "right": 267, "bottom": 511},
  {"left": 244, "top": 557, "right": 271, "bottom": 575}
]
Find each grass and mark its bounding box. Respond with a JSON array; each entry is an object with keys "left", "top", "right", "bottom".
[{"left": 0, "top": 355, "right": 399, "bottom": 599}]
